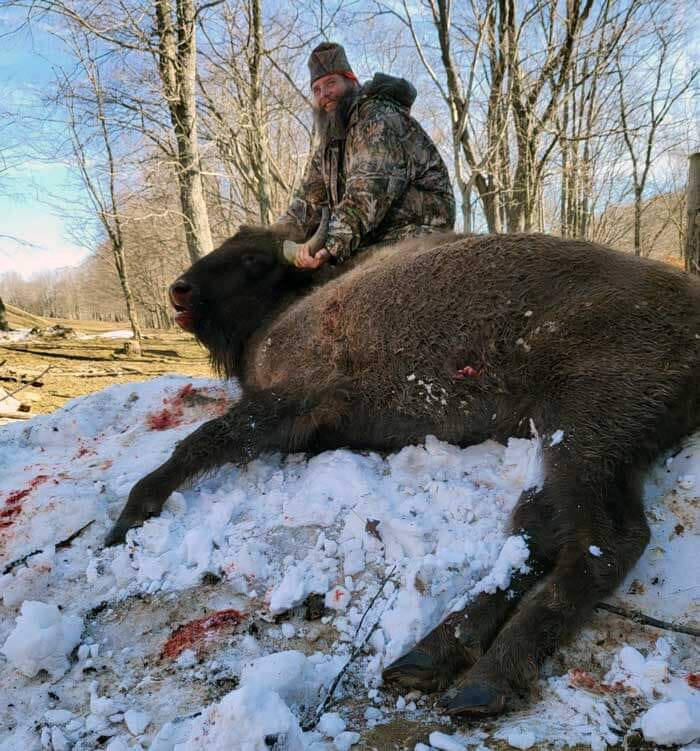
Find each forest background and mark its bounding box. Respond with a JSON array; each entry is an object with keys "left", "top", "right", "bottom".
[{"left": 0, "top": 0, "right": 698, "bottom": 338}]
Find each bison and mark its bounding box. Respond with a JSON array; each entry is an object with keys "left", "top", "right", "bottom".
[{"left": 106, "top": 220, "right": 700, "bottom": 717}]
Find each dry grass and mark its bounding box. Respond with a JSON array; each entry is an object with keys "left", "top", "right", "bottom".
[{"left": 1, "top": 309, "right": 214, "bottom": 417}]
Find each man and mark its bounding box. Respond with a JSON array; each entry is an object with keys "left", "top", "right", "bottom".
[{"left": 277, "top": 42, "right": 456, "bottom": 269}]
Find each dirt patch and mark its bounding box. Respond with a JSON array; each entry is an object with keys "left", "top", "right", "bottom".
[{"left": 1, "top": 323, "right": 213, "bottom": 418}]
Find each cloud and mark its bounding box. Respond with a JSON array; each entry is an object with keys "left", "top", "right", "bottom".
[{"left": 0, "top": 214, "right": 90, "bottom": 279}]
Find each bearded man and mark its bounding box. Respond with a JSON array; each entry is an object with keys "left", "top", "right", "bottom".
[{"left": 276, "top": 42, "right": 456, "bottom": 269}]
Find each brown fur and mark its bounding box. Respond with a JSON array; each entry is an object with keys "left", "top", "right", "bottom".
[{"left": 106, "top": 228, "right": 700, "bottom": 715}]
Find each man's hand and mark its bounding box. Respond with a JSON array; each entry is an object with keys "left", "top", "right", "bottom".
[{"left": 293, "top": 243, "right": 330, "bottom": 269}]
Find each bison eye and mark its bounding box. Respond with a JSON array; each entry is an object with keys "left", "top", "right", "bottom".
[{"left": 241, "top": 252, "right": 275, "bottom": 280}]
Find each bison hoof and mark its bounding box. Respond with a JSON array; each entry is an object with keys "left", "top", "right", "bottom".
[
  {"left": 383, "top": 650, "right": 439, "bottom": 691},
  {"left": 438, "top": 681, "right": 507, "bottom": 716},
  {"left": 104, "top": 521, "right": 131, "bottom": 547},
  {"left": 105, "top": 514, "right": 148, "bottom": 546},
  {"left": 382, "top": 649, "right": 459, "bottom": 692}
]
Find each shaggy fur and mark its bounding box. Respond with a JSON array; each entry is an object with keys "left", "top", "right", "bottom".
[{"left": 106, "top": 228, "right": 700, "bottom": 715}]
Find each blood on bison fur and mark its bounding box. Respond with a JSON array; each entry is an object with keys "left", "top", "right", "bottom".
[{"left": 106, "top": 227, "right": 700, "bottom": 716}]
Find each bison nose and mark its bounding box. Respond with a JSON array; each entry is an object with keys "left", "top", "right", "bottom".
[{"left": 170, "top": 280, "right": 194, "bottom": 309}]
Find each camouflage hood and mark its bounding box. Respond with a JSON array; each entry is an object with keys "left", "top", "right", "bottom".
[{"left": 358, "top": 73, "right": 417, "bottom": 111}]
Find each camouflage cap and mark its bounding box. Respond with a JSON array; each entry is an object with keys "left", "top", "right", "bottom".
[{"left": 308, "top": 42, "right": 354, "bottom": 86}]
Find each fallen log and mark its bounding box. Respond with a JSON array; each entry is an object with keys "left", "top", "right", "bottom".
[
  {"left": 0, "top": 346, "right": 116, "bottom": 361},
  {"left": 0, "top": 409, "right": 31, "bottom": 420}
]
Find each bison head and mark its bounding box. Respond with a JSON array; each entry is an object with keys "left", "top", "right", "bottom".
[{"left": 169, "top": 213, "right": 329, "bottom": 379}]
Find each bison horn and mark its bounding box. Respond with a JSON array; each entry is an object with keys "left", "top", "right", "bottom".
[{"left": 281, "top": 208, "right": 330, "bottom": 265}]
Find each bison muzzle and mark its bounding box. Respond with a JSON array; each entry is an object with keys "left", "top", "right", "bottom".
[{"left": 106, "top": 225, "right": 700, "bottom": 717}]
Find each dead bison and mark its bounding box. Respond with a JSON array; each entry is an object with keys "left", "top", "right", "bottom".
[{"left": 106, "top": 224, "right": 700, "bottom": 716}]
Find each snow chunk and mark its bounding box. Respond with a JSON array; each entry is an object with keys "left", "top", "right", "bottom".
[
  {"left": 318, "top": 712, "right": 346, "bottom": 737},
  {"left": 105, "top": 737, "right": 131, "bottom": 751},
  {"left": 471, "top": 535, "right": 530, "bottom": 595},
  {"left": 333, "top": 731, "right": 360, "bottom": 750},
  {"left": 429, "top": 731, "right": 468, "bottom": 750},
  {"left": 549, "top": 429, "right": 564, "bottom": 446},
  {"left": 124, "top": 709, "right": 152, "bottom": 735},
  {"left": 640, "top": 700, "right": 700, "bottom": 746},
  {"left": 502, "top": 437, "right": 543, "bottom": 491},
  {"left": 239, "top": 650, "right": 320, "bottom": 707},
  {"left": 325, "top": 585, "right": 351, "bottom": 611},
  {"left": 678, "top": 474, "right": 695, "bottom": 490},
  {"left": 1, "top": 600, "right": 82, "bottom": 679},
  {"left": 51, "top": 727, "right": 69, "bottom": 751},
  {"left": 505, "top": 729, "right": 536, "bottom": 749},
  {"left": 175, "top": 685, "right": 304, "bottom": 750},
  {"left": 44, "top": 709, "right": 74, "bottom": 725},
  {"left": 268, "top": 555, "right": 333, "bottom": 615}
]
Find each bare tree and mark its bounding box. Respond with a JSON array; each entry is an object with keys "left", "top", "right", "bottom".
[
  {"left": 55, "top": 31, "right": 143, "bottom": 347},
  {"left": 616, "top": 9, "right": 698, "bottom": 256},
  {"left": 196, "top": 1, "right": 313, "bottom": 228},
  {"left": 9, "top": 0, "right": 215, "bottom": 264}
]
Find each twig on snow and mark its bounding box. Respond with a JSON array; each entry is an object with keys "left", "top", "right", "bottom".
[
  {"left": 596, "top": 601, "right": 700, "bottom": 638},
  {"left": 303, "top": 564, "right": 398, "bottom": 731},
  {"left": 2, "top": 520, "right": 96, "bottom": 575}
]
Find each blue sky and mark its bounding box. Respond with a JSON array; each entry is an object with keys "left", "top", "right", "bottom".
[{"left": 0, "top": 12, "right": 93, "bottom": 279}]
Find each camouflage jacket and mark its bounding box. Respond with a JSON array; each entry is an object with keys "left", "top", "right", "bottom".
[{"left": 278, "top": 73, "right": 456, "bottom": 263}]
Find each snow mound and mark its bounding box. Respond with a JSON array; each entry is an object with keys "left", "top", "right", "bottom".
[
  {"left": 167, "top": 685, "right": 305, "bottom": 751},
  {"left": 0, "top": 375, "right": 698, "bottom": 750},
  {"left": 1, "top": 600, "right": 82, "bottom": 679}
]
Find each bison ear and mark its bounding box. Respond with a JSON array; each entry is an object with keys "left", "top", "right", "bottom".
[{"left": 241, "top": 251, "right": 276, "bottom": 280}]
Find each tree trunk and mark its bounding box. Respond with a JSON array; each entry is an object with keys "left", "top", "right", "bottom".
[
  {"left": 112, "top": 242, "right": 143, "bottom": 346},
  {"left": 0, "top": 297, "right": 10, "bottom": 331},
  {"left": 633, "top": 185, "right": 643, "bottom": 256},
  {"left": 248, "top": 0, "right": 273, "bottom": 225},
  {"left": 155, "top": 0, "right": 213, "bottom": 263},
  {"left": 685, "top": 152, "right": 700, "bottom": 275}
]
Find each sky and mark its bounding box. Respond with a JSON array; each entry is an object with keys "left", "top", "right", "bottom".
[{"left": 0, "top": 12, "right": 93, "bottom": 279}]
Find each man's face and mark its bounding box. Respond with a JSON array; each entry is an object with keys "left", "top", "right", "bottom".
[{"left": 312, "top": 74, "right": 352, "bottom": 112}]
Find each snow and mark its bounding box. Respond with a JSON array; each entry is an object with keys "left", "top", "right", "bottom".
[
  {"left": 1, "top": 600, "right": 83, "bottom": 679},
  {"left": 504, "top": 729, "right": 536, "bottom": 749},
  {"left": 96, "top": 329, "right": 134, "bottom": 339},
  {"left": 678, "top": 474, "right": 696, "bottom": 490},
  {"left": 325, "top": 585, "right": 351, "bottom": 611},
  {"left": 44, "top": 710, "right": 73, "bottom": 725},
  {"left": 123, "top": 709, "right": 151, "bottom": 735},
  {"left": 429, "top": 730, "right": 468, "bottom": 750},
  {"left": 0, "top": 374, "right": 698, "bottom": 750},
  {"left": 640, "top": 700, "right": 700, "bottom": 746},
  {"left": 169, "top": 684, "right": 306, "bottom": 750},
  {"left": 549, "top": 429, "right": 564, "bottom": 446},
  {"left": 333, "top": 731, "right": 360, "bottom": 750},
  {"left": 317, "top": 712, "right": 345, "bottom": 737}
]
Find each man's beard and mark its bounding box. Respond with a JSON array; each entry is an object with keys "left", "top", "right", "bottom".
[{"left": 313, "top": 85, "right": 359, "bottom": 149}]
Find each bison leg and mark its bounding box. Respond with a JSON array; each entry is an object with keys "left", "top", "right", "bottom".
[
  {"left": 105, "top": 387, "right": 349, "bottom": 546},
  {"left": 382, "top": 565, "right": 544, "bottom": 692},
  {"left": 439, "top": 476, "right": 650, "bottom": 716}
]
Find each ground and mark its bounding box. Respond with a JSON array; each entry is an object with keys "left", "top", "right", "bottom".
[
  {"left": 0, "top": 313, "right": 698, "bottom": 751},
  {"left": 1, "top": 305, "right": 210, "bottom": 418}
]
